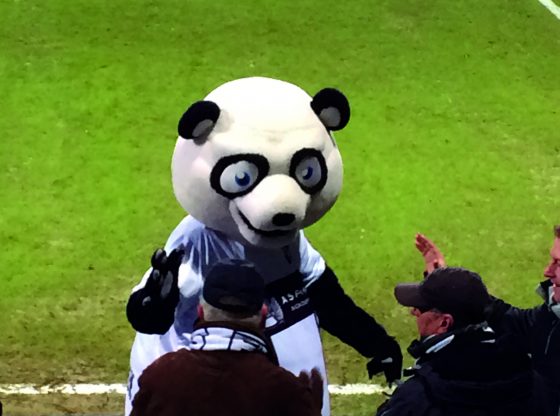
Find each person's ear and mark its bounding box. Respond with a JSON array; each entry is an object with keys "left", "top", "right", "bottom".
[
  {"left": 260, "top": 304, "right": 268, "bottom": 327},
  {"left": 440, "top": 314, "right": 454, "bottom": 332},
  {"left": 197, "top": 304, "right": 204, "bottom": 320}
]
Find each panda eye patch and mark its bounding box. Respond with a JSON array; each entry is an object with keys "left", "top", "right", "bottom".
[
  {"left": 210, "top": 154, "right": 269, "bottom": 198},
  {"left": 290, "top": 149, "right": 328, "bottom": 194}
]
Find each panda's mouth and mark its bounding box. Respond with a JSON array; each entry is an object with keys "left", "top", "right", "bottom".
[{"left": 237, "top": 210, "right": 294, "bottom": 238}]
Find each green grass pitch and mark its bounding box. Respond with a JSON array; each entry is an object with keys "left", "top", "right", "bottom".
[{"left": 1, "top": 0, "right": 559, "bottom": 414}]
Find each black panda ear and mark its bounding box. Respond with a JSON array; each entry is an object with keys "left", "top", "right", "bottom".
[
  {"left": 178, "top": 100, "right": 221, "bottom": 140},
  {"left": 310, "top": 88, "right": 350, "bottom": 131}
]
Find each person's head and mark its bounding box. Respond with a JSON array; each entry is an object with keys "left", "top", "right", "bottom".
[
  {"left": 544, "top": 225, "right": 560, "bottom": 285},
  {"left": 394, "top": 267, "right": 490, "bottom": 338},
  {"left": 199, "top": 259, "right": 267, "bottom": 329}
]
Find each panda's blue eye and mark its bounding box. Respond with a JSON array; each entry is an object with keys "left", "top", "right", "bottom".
[
  {"left": 219, "top": 160, "right": 261, "bottom": 195},
  {"left": 291, "top": 153, "right": 326, "bottom": 194},
  {"left": 235, "top": 172, "right": 251, "bottom": 186},
  {"left": 211, "top": 154, "right": 270, "bottom": 198},
  {"left": 302, "top": 167, "right": 313, "bottom": 180}
]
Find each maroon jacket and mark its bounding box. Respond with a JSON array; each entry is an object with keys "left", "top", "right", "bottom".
[{"left": 131, "top": 322, "right": 322, "bottom": 416}]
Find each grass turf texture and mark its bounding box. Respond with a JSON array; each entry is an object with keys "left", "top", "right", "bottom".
[{"left": 1, "top": 0, "right": 559, "bottom": 414}]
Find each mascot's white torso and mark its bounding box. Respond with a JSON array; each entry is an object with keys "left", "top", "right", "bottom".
[{"left": 127, "top": 77, "right": 349, "bottom": 416}]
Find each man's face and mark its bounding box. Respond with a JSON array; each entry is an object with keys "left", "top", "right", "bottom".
[
  {"left": 411, "top": 308, "right": 450, "bottom": 338},
  {"left": 544, "top": 237, "right": 560, "bottom": 286}
]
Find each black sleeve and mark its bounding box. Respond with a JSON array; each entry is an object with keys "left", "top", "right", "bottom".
[
  {"left": 126, "top": 287, "right": 178, "bottom": 335},
  {"left": 485, "top": 296, "right": 544, "bottom": 339},
  {"left": 306, "top": 266, "right": 394, "bottom": 358}
]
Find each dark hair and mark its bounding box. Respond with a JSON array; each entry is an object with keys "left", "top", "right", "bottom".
[
  {"left": 202, "top": 259, "right": 265, "bottom": 315},
  {"left": 554, "top": 225, "right": 560, "bottom": 238}
]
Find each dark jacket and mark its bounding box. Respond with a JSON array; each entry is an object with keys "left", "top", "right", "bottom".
[
  {"left": 130, "top": 322, "right": 321, "bottom": 416},
  {"left": 376, "top": 324, "right": 548, "bottom": 416},
  {"left": 485, "top": 280, "right": 560, "bottom": 414}
]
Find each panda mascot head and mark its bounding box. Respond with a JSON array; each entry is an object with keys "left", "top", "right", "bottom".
[{"left": 172, "top": 77, "right": 349, "bottom": 249}]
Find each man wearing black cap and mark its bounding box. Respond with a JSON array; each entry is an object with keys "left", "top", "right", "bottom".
[
  {"left": 130, "top": 259, "right": 323, "bottom": 416},
  {"left": 376, "top": 267, "right": 545, "bottom": 416},
  {"left": 415, "top": 230, "right": 560, "bottom": 415}
]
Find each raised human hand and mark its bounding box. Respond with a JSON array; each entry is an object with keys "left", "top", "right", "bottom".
[{"left": 415, "top": 233, "right": 446, "bottom": 275}]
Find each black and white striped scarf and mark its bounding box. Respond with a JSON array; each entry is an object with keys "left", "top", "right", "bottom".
[{"left": 190, "top": 326, "right": 270, "bottom": 355}]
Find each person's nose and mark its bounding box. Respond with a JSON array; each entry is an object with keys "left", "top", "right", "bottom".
[
  {"left": 411, "top": 308, "right": 421, "bottom": 317},
  {"left": 544, "top": 261, "right": 555, "bottom": 278}
]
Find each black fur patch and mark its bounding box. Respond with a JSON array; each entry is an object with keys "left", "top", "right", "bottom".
[
  {"left": 209, "top": 153, "right": 270, "bottom": 199},
  {"left": 310, "top": 88, "right": 350, "bottom": 131},
  {"left": 178, "top": 100, "right": 220, "bottom": 140},
  {"left": 289, "top": 148, "right": 328, "bottom": 194}
]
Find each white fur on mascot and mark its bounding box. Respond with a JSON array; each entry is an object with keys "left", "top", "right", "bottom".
[{"left": 125, "top": 77, "right": 402, "bottom": 416}]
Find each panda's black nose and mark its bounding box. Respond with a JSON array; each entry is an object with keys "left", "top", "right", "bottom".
[{"left": 272, "top": 213, "right": 296, "bottom": 226}]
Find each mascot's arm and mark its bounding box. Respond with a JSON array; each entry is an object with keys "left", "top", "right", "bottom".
[
  {"left": 307, "top": 266, "right": 402, "bottom": 382},
  {"left": 126, "top": 248, "right": 184, "bottom": 335}
]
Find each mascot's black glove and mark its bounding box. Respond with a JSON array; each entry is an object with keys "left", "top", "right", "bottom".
[
  {"left": 143, "top": 248, "right": 184, "bottom": 306},
  {"left": 126, "top": 247, "right": 184, "bottom": 334},
  {"left": 366, "top": 336, "right": 403, "bottom": 386}
]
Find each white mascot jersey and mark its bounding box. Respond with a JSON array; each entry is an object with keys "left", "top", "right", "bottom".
[{"left": 127, "top": 77, "right": 346, "bottom": 416}]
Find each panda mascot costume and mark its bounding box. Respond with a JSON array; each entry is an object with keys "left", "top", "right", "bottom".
[{"left": 126, "top": 77, "right": 402, "bottom": 416}]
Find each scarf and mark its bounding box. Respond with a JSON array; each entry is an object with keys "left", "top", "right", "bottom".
[
  {"left": 190, "top": 325, "right": 270, "bottom": 355},
  {"left": 407, "top": 323, "right": 495, "bottom": 359}
]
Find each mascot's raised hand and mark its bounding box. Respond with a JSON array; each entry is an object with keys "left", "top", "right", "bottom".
[{"left": 127, "top": 248, "right": 184, "bottom": 334}]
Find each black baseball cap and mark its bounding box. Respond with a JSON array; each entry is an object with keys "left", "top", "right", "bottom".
[
  {"left": 202, "top": 259, "right": 265, "bottom": 314},
  {"left": 394, "top": 267, "right": 490, "bottom": 326}
]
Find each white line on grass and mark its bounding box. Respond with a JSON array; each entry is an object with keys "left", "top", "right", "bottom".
[
  {"left": 539, "top": 0, "right": 560, "bottom": 19},
  {"left": 0, "top": 384, "right": 127, "bottom": 395},
  {"left": 328, "top": 383, "right": 389, "bottom": 395},
  {"left": 0, "top": 383, "right": 389, "bottom": 396}
]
